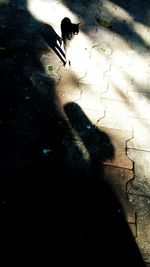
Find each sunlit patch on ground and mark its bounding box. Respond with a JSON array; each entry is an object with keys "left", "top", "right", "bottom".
[
  {"left": 27, "top": 0, "right": 79, "bottom": 33},
  {"left": 26, "top": 1, "right": 150, "bottom": 125}
]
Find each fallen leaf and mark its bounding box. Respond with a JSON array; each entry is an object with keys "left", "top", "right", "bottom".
[
  {"left": 96, "top": 16, "right": 112, "bottom": 29},
  {"left": 92, "top": 44, "right": 106, "bottom": 52},
  {"left": 48, "top": 65, "right": 54, "bottom": 72}
]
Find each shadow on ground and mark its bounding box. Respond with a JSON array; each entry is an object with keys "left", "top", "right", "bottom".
[
  {"left": 41, "top": 23, "right": 66, "bottom": 65},
  {"left": 0, "top": 0, "right": 146, "bottom": 265}
]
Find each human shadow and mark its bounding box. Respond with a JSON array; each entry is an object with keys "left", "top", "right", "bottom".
[
  {"left": 23, "top": 102, "right": 146, "bottom": 265},
  {"left": 41, "top": 23, "right": 66, "bottom": 65},
  {"left": 64, "top": 102, "right": 114, "bottom": 167},
  {"left": 61, "top": 102, "right": 146, "bottom": 266}
]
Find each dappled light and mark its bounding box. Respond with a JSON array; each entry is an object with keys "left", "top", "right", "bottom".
[
  {"left": 27, "top": 0, "right": 150, "bottom": 126},
  {"left": 26, "top": 0, "right": 150, "bottom": 205},
  {"left": 27, "top": 0, "right": 79, "bottom": 32},
  {"left": 132, "top": 22, "right": 150, "bottom": 46},
  {"left": 0, "top": 0, "right": 150, "bottom": 264},
  {"left": 26, "top": 0, "right": 150, "bottom": 261}
]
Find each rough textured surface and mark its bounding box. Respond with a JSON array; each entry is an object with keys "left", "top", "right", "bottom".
[{"left": 128, "top": 194, "right": 150, "bottom": 262}]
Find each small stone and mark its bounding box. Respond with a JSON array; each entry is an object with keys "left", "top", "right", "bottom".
[
  {"left": 42, "top": 148, "right": 52, "bottom": 156},
  {"left": 87, "top": 124, "right": 91, "bottom": 129}
]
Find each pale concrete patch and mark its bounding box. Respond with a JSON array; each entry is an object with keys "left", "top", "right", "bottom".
[
  {"left": 92, "top": 27, "right": 114, "bottom": 56},
  {"left": 75, "top": 84, "right": 102, "bottom": 110},
  {"left": 98, "top": 99, "right": 133, "bottom": 131},
  {"left": 108, "top": 37, "right": 132, "bottom": 70},
  {"left": 78, "top": 80, "right": 108, "bottom": 94},
  {"left": 103, "top": 66, "right": 133, "bottom": 103},
  {"left": 77, "top": 34, "right": 111, "bottom": 86},
  {"left": 75, "top": 83, "right": 105, "bottom": 124},
  {"left": 103, "top": 71, "right": 133, "bottom": 101},
  {"left": 109, "top": 33, "right": 130, "bottom": 51},
  {"left": 128, "top": 50, "right": 150, "bottom": 70},
  {"left": 128, "top": 69, "right": 150, "bottom": 92},
  {"left": 67, "top": 31, "right": 94, "bottom": 76},
  {"left": 55, "top": 67, "right": 81, "bottom": 116},
  {"left": 109, "top": 52, "right": 132, "bottom": 71},
  {"left": 127, "top": 118, "right": 150, "bottom": 151}
]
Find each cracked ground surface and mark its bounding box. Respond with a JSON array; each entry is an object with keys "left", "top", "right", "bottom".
[{"left": 0, "top": 0, "right": 150, "bottom": 264}]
